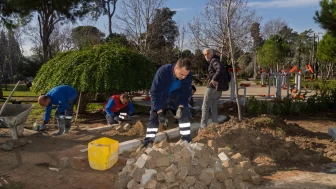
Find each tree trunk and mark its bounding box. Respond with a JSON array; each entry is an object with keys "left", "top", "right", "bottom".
[
  {"left": 107, "top": 1, "right": 112, "bottom": 36},
  {"left": 226, "top": 0, "right": 242, "bottom": 121},
  {"left": 8, "top": 58, "right": 13, "bottom": 82},
  {"left": 276, "top": 63, "right": 280, "bottom": 72},
  {"left": 77, "top": 93, "right": 92, "bottom": 114},
  {"left": 42, "top": 27, "right": 49, "bottom": 63},
  {"left": 315, "top": 62, "right": 319, "bottom": 80},
  {"left": 326, "top": 63, "right": 333, "bottom": 79},
  {"left": 253, "top": 50, "right": 257, "bottom": 81},
  {"left": 38, "top": 9, "right": 53, "bottom": 63}
]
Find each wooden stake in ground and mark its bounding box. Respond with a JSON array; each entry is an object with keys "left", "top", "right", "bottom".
[{"left": 74, "top": 92, "right": 82, "bottom": 129}]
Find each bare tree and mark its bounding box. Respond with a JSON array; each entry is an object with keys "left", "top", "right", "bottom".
[
  {"left": 24, "top": 23, "right": 43, "bottom": 60},
  {"left": 189, "top": 0, "right": 259, "bottom": 121},
  {"left": 24, "top": 23, "right": 73, "bottom": 61},
  {"left": 176, "top": 22, "right": 187, "bottom": 58},
  {"left": 262, "top": 18, "right": 288, "bottom": 39},
  {"left": 50, "top": 23, "right": 74, "bottom": 54},
  {"left": 117, "top": 0, "right": 165, "bottom": 55},
  {"left": 189, "top": 0, "right": 260, "bottom": 63},
  {"left": 92, "top": 0, "right": 118, "bottom": 36},
  {"left": 12, "top": 26, "right": 26, "bottom": 55},
  {"left": 104, "top": 0, "right": 118, "bottom": 36}
]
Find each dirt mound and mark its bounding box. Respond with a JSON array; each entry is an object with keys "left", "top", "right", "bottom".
[
  {"left": 194, "top": 115, "right": 336, "bottom": 173},
  {"left": 123, "top": 120, "right": 146, "bottom": 136}
]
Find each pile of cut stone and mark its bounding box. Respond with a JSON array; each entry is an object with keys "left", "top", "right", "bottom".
[{"left": 115, "top": 139, "right": 262, "bottom": 189}]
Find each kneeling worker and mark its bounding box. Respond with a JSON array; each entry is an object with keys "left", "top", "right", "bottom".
[
  {"left": 38, "top": 85, "right": 78, "bottom": 136},
  {"left": 143, "top": 58, "right": 193, "bottom": 147},
  {"left": 104, "top": 93, "right": 135, "bottom": 125}
]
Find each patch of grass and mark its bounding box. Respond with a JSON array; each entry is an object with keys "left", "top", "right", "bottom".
[
  {"left": 27, "top": 107, "right": 45, "bottom": 123},
  {"left": 3, "top": 84, "right": 30, "bottom": 91},
  {"left": 276, "top": 127, "right": 285, "bottom": 136},
  {"left": 2, "top": 84, "right": 38, "bottom": 97},
  {"left": 86, "top": 102, "right": 104, "bottom": 111},
  {"left": 254, "top": 117, "right": 274, "bottom": 125},
  {"left": 3, "top": 90, "right": 38, "bottom": 97}
]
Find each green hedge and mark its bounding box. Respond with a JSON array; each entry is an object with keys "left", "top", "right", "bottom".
[{"left": 32, "top": 43, "right": 156, "bottom": 93}]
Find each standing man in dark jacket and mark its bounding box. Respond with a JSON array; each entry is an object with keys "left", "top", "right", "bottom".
[
  {"left": 200, "top": 48, "right": 229, "bottom": 128},
  {"left": 143, "top": 58, "right": 193, "bottom": 147},
  {"left": 38, "top": 85, "right": 78, "bottom": 136}
]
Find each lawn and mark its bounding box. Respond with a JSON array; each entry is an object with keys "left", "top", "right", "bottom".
[{"left": 2, "top": 84, "right": 39, "bottom": 97}]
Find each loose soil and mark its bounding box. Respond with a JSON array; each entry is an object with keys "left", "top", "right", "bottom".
[{"left": 1, "top": 112, "right": 336, "bottom": 188}]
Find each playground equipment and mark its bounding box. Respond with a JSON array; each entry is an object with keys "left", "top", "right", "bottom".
[
  {"left": 258, "top": 69, "right": 291, "bottom": 99},
  {"left": 280, "top": 69, "right": 290, "bottom": 90},
  {"left": 0, "top": 104, "right": 34, "bottom": 139},
  {"left": 228, "top": 68, "right": 247, "bottom": 106},
  {"left": 260, "top": 68, "right": 278, "bottom": 88},
  {"left": 290, "top": 64, "right": 314, "bottom": 94}
]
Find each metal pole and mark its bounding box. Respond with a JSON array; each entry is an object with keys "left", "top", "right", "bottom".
[
  {"left": 313, "top": 33, "right": 316, "bottom": 79},
  {"left": 267, "top": 73, "right": 271, "bottom": 99},
  {"left": 287, "top": 73, "right": 290, "bottom": 96}
]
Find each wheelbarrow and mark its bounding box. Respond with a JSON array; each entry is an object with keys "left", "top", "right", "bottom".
[{"left": 0, "top": 104, "right": 34, "bottom": 139}]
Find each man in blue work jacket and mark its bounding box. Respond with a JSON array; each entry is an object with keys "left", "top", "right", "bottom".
[
  {"left": 38, "top": 85, "right": 78, "bottom": 136},
  {"left": 143, "top": 58, "right": 193, "bottom": 147}
]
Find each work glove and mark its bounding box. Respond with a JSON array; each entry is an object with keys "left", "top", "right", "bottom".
[
  {"left": 158, "top": 112, "right": 167, "bottom": 126},
  {"left": 39, "top": 123, "right": 46, "bottom": 131},
  {"left": 113, "top": 115, "right": 119, "bottom": 123},
  {"left": 174, "top": 107, "right": 183, "bottom": 119}
]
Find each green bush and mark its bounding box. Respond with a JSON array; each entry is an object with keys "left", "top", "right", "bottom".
[
  {"left": 246, "top": 92, "right": 336, "bottom": 116},
  {"left": 246, "top": 96, "right": 268, "bottom": 115},
  {"left": 32, "top": 43, "right": 156, "bottom": 93}
]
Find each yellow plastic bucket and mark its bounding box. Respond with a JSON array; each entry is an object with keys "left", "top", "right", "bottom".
[{"left": 88, "top": 137, "right": 119, "bottom": 171}]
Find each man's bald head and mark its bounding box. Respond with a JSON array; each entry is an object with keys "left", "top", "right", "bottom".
[{"left": 38, "top": 95, "right": 51, "bottom": 107}]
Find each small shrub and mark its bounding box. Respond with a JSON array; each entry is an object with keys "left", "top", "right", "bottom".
[{"left": 246, "top": 96, "right": 260, "bottom": 116}]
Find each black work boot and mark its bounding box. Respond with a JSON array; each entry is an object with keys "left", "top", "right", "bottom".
[
  {"left": 181, "top": 135, "right": 192, "bottom": 143},
  {"left": 142, "top": 138, "right": 154, "bottom": 148}
]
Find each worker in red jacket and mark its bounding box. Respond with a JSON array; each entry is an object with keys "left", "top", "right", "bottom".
[{"left": 103, "top": 93, "right": 135, "bottom": 125}]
